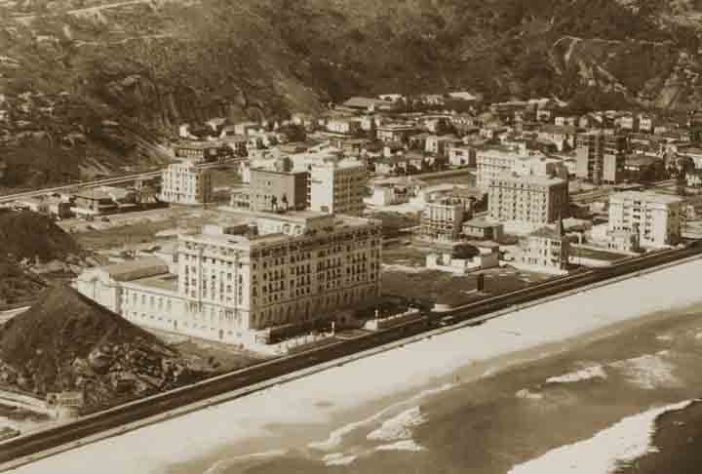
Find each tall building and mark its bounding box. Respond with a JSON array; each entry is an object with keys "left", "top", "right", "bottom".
[
  {"left": 308, "top": 159, "right": 366, "bottom": 216},
  {"left": 247, "top": 160, "right": 308, "bottom": 212},
  {"left": 608, "top": 191, "right": 684, "bottom": 248},
  {"left": 419, "top": 198, "right": 467, "bottom": 241},
  {"left": 76, "top": 210, "right": 382, "bottom": 349},
  {"left": 160, "top": 162, "right": 212, "bottom": 205},
  {"left": 476, "top": 148, "right": 566, "bottom": 190},
  {"left": 476, "top": 149, "right": 523, "bottom": 190},
  {"left": 488, "top": 173, "right": 569, "bottom": 227},
  {"left": 574, "top": 130, "right": 626, "bottom": 185}
]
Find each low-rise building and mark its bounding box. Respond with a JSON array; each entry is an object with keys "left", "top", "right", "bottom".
[
  {"left": 514, "top": 224, "right": 569, "bottom": 275},
  {"left": 16, "top": 196, "right": 72, "bottom": 219},
  {"left": 376, "top": 124, "right": 419, "bottom": 144},
  {"left": 462, "top": 219, "right": 504, "bottom": 241},
  {"left": 173, "top": 141, "right": 226, "bottom": 163},
  {"left": 326, "top": 118, "right": 363, "bottom": 135},
  {"left": 160, "top": 161, "right": 212, "bottom": 205},
  {"left": 537, "top": 125, "right": 577, "bottom": 152},
  {"left": 605, "top": 229, "right": 641, "bottom": 253},
  {"left": 687, "top": 168, "right": 702, "bottom": 188},
  {"left": 72, "top": 187, "right": 137, "bottom": 217},
  {"left": 607, "top": 191, "right": 684, "bottom": 248},
  {"left": 419, "top": 198, "right": 466, "bottom": 242},
  {"left": 447, "top": 146, "right": 475, "bottom": 167},
  {"left": 425, "top": 135, "right": 461, "bottom": 158},
  {"left": 365, "top": 184, "right": 408, "bottom": 207},
  {"left": 426, "top": 242, "right": 499, "bottom": 275}
]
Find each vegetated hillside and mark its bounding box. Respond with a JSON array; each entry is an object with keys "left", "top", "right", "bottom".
[
  {"left": 0, "top": 210, "right": 82, "bottom": 263},
  {"left": 0, "top": 210, "right": 83, "bottom": 306},
  {"left": 0, "top": 261, "right": 45, "bottom": 307},
  {"left": 0, "top": 285, "right": 198, "bottom": 408},
  {"left": 1, "top": 0, "right": 701, "bottom": 187}
]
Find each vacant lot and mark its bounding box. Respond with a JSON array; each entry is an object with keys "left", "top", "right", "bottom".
[
  {"left": 381, "top": 266, "right": 550, "bottom": 307},
  {"left": 67, "top": 207, "right": 230, "bottom": 251}
]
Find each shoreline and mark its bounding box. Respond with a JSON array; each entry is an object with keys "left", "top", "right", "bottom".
[{"left": 10, "top": 258, "right": 702, "bottom": 474}]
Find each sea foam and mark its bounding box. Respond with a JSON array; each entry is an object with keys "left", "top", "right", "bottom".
[{"left": 508, "top": 400, "right": 692, "bottom": 474}]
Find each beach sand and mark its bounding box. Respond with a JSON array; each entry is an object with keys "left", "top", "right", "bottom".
[{"left": 10, "top": 258, "right": 702, "bottom": 474}]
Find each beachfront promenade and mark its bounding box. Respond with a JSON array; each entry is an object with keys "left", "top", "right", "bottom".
[{"left": 2, "top": 242, "right": 701, "bottom": 471}]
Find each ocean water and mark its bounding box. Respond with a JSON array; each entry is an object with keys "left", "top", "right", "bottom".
[
  {"left": 184, "top": 309, "right": 702, "bottom": 474},
  {"left": 13, "top": 259, "right": 702, "bottom": 474}
]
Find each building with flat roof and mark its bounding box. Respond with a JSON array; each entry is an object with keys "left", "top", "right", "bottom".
[
  {"left": 476, "top": 148, "right": 523, "bottom": 190},
  {"left": 476, "top": 148, "right": 565, "bottom": 190},
  {"left": 376, "top": 124, "right": 419, "bottom": 144},
  {"left": 419, "top": 198, "right": 467, "bottom": 242},
  {"left": 574, "top": 130, "right": 626, "bottom": 184},
  {"left": 247, "top": 163, "right": 308, "bottom": 212},
  {"left": 326, "top": 117, "right": 363, "bottom": 135},
  {"left": 160, "top": 161, "right": 212, "bottom": 205},
  {"left": 608, "top": 191, "right": 684, "bottom": 248},
  {"left": 76, "top": 211, "right": 382, "bottom": 350},
  {"left": 308, "top": 158, "right": 366, "bottom": 216},
  {"left": 488, "top": 173, "right": 569, "bottom": 228},
  {"left": 173, "top": 141, "right": 227, "bottom": 163},
  {"left": 462, "top": 219, "right": 504, "bottom": 241}
]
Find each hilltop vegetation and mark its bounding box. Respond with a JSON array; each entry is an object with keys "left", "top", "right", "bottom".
[
  {"left": 0, "top": 210, "right": 83, "bottom": 306},
  {"left": 1, "top": 0, "right": 702, "bottom": 187}
]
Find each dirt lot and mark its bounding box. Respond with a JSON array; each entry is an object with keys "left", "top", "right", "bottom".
[
  {"left": 152, "top": 330, "right": 268, "bottom": 373},
  {"left": 381, "top": 266, "right": 550, "bottom": 308},
  {"left": 64, "top": 207, "right": 234, "bottom": 252},
  {"left": 382, "top": 244, "right": 432, "bottom": 268}
]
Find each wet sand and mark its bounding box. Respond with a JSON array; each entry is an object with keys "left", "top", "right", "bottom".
[{"left": 187, "top": 307, "right": 702, "bottom": 474}]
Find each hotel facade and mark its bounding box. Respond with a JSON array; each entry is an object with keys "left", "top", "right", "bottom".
[{"left": 76, "top": 211, "right": 382, "bottom": 349}]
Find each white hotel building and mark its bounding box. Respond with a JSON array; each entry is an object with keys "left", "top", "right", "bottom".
[
  {"left": 608, "top": 191, "right": 684, "bottom": 248},
  {"left": 76, "top": 210, "right": 382, "bottom": 349},
  {"left": 160, "top": 161, "right": 212, "bottom": 205}
]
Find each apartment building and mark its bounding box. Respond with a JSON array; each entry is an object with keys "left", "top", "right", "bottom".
[
  {"left": 419, "top": 198, "right": 467, "bottom": 241},
  {"left": 247, "top": 166, "right": 309, "bottom": 212},
  {"left": 488, "top": 173, "right": 569, "bottom": 227},
  {"left": 476, "top": 148, "right": 565, "bottom": 190},
  {"left": 608, "top": 191, "right": 684, "bottom": 248},
  {"left": 159, "top": 161, "right": 212, "bottom": 205},
  {"left": 476, "top": 148, "right": 523, "bottom": 190},
  {"left": 574, "top": 130, "right": 627, "bottom": 184},
  {"left": 308, "top": 159, "right": 366, "bottom": 216},
  {"left": 76, "top": 211, "right": 382, "bottom": 349}
]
